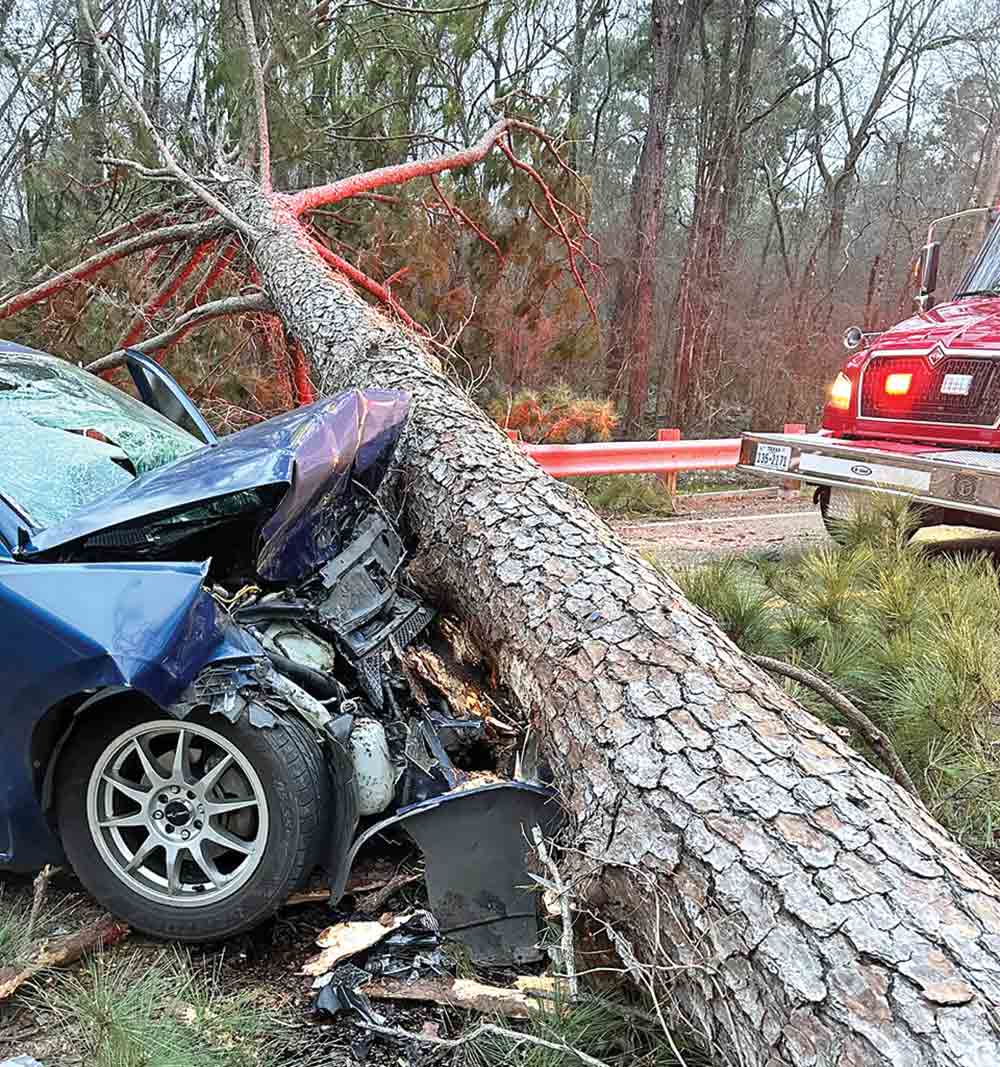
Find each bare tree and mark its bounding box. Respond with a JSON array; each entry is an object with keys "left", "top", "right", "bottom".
[
  {"left": 803, "top": 0, "right": 965, "bottom": 285},
  {"left": 605, "top": 0, "right": 708, "bottom": 434}
]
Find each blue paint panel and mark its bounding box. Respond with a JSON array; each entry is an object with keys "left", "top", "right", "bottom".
[
  {"left": 0, "top": 559, "right": 262, "bottom": 869},
  {"left": 0, "top": 367, "right": 411, "bottom": 873}
]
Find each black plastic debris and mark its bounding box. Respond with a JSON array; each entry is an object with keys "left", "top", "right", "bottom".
[
  {"left": 331, "top": 782, "right": 561, "bottom": 966},
  {"left": 170, "top": 660, "right": 282, "bottom": 727},
  {"left": 314, "top": 963, "right": 385, "bottom": 1024},
  {"left": 313, "top": 911, "right": 449, "bottom": 1026},
  {"left": 401, "top": 782, "right": 561, "bottom": 965},
  {"left": 364, "top": 910, "right": 447, "bottom": 980}
]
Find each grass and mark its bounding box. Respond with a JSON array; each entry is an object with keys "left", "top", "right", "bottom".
[
  {"left": 0, "top": 888, "right": 36, "bottom": 967},
  {"left": 463, "top": 996, "right": 711, "bottom": 1067},
  {"left": 666, "top": 494, "right": 1000, "bottom": 847},
  {"left": 579, "top": 475, "right": 675, "bottom": 516},
  {"left": 29, "top": 949, "right": 274, "bottom": 1067}
]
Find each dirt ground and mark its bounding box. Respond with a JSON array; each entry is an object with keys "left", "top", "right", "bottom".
[
  {"left": 612, "top": 489, "right": 826, "bottom": 566},
  {"left": 0, "top": 850, "right": 474, "bottom": 1066},
  {"left": 613, "top": 489, "right": 1000, "bottom": 566}
]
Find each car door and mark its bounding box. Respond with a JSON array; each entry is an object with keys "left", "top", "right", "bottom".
[
  {"left": 0, "top": 491, "right": 30, "bottom": 557},
  {"left": 125, "top": 349, "right": 218, "bottom": 445}
]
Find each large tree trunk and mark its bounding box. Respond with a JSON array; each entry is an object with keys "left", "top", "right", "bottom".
[{"left": 235, "top": 182, "right": 1000, "bottom": 1065}]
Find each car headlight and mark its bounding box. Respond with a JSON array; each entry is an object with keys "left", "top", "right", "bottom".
[{"left": 829, "top": 372, "right": 852, "bottom": 410}]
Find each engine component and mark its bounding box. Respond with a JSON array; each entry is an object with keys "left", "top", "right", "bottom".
[
  {"left": 349, "top": 718, "right": 397, "bottom": 816},
  {"left": 258, "top": 621, "right": 337, "bottom": 673}
]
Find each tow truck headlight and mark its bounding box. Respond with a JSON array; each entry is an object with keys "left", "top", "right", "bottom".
[
  {"left": 884, "top": 372, "right": 912, "bottom": 396},
  {"left": 829, "top": 372, "right": 852, "bottom": 410}
]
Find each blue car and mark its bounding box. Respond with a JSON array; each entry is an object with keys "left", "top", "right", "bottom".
[{"left": 0, "top": 341, "right": 438, "bottom": 940}]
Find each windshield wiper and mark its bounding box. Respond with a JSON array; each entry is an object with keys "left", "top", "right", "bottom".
[{"left": 955, "top": 288, "right": 1000, "bottom": 299}]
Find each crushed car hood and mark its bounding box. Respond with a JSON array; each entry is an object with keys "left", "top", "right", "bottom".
[
  {"left": 25, "top": 389, "right": 411, "bottom": 582},
  {"left": 873, "top": 296, "right": 1000, "bottom": 357}
]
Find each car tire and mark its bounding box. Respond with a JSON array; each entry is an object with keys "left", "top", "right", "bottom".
[
  {"left": 817, "top": 487, "right": 849, "bottom": 545},
  {"left": 56, "top": 704, "right": 334, "bottom": 942},
  {"left": 817, "top": 485, "right": 921, "bottom": 545}
]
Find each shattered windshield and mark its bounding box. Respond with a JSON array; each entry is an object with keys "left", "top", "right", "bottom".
[{"left": 0, "top": 345, "right": 202, "bottom": 527}]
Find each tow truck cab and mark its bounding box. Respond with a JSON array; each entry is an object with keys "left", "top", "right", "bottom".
[
  {"left": 741, "top": 206, "right": 1000, "bottom": 535},
  {"left": 823, "top": 206, "right": 1000, "bottom": 451}
]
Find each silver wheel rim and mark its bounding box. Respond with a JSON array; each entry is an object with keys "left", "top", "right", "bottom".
[{"left": 86, "top": 720, "right": 269, "bottom": 907}]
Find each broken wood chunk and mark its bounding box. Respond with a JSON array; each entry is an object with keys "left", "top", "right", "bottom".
[
  {"left": 303, "top": 913, "right": 414, "bottom": 977},
  {"left": 355, "top": 871, "right": 422, "bottom": 913},
  {"left": 0, "top": 915, "right": 129, "bottom": 1002},
  {"left": 402, "top": 646, "right": 493, "bottom": 720},
  {"left": 362, "top": 975, "right": 541, "bottom": 1018}
]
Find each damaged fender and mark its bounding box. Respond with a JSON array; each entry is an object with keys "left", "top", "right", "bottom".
[
  {"left": 330, "top": 782, "right": 561, "bottom": 965},
  {"left": 0, "top": 559, "right": 261, "bottom": 870}
]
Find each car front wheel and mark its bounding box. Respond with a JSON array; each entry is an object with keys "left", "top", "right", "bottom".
[{"left": 56, "top": 706, "right": 331, "bottom": 941}]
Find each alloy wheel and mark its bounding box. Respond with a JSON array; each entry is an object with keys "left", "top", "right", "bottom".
[{"left": 86, "top": 720, "right": 269, "bottom": 907}]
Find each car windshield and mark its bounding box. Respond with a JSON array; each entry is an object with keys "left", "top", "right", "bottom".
[
  {"left": 0, "top": 345, "right": 202, "bottom": 528},
  {"left": 957, "top": 214, "right": 1000, "bottom": 296}
]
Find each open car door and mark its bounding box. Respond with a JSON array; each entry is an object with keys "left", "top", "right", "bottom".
[
  {"left": 125, "top": 349, "right": 217, "bottom": 445},
  {"left": 0, "top": 492, "right": 29, "bottom": 558}
]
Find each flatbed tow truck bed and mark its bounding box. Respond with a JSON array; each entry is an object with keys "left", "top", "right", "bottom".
[{"left": 738, "top": 432, "right": 1000, "bottom": 518}]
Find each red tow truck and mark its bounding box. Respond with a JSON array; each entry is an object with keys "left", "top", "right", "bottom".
[{"left": 740, "top": 207, "right": 1000, "bottom": 536}]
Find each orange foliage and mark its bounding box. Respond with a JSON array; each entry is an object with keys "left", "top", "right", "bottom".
[{"left": 490, "top": 385, "right": 616, "bottom": 444}]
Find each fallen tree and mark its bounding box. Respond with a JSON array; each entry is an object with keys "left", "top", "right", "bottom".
[{"left": 6, "top": 2, "right": 1000, "bottom": 1061}]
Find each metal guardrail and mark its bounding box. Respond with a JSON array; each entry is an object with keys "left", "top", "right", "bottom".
[{"left": 506, "top": 424, "right": 806, "bottom": 489}]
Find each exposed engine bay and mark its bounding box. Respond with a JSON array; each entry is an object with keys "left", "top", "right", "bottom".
[
  {"left": 168, "top": 510, "right": 556, "bottom": 963},
  {"left": 0, "top": 345, "right": 556, "bottom": 962}
]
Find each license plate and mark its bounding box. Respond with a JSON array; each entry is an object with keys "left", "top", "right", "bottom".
[
  {"left": 754, "top": 443, "right": 791, "bottom": 472},
  {"left": 940, "top": 373, "right": 973, "bottom": 396}
]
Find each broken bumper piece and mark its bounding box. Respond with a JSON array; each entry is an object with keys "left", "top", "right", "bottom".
[{"left": 331, "top": 781, "right": 561, "bottom": 965}]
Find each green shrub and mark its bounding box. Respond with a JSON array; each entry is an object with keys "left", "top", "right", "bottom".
[
  {"left": 32, "top": 950, "right": 271, "bottom": 1067},
  {"left": 662, "top": 498, "right": 1000, "bottom": 847},
  {"left": 579, "top": 475, "right": 676, "bottom": 516}
]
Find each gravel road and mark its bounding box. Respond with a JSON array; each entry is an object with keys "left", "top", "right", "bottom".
[
  {"left": 612, "top": 492, "right": 824, "bottom": 566},
  {"left": 613, "top": 490, "right": 1000, "bottom": 568}
]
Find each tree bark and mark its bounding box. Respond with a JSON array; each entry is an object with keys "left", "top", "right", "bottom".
[
  {"left": 670, "top": 0, "right": 757, "bottom": 429},
  {"left": 76, "top": 2, "right": 104, "bottom": 199},
  {"left": 234, "top": 181, "right": 1000, "bottom": 1065}
]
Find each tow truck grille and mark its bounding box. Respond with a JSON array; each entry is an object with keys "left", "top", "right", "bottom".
[{"left": 860, "top": 355, "right": 1000, "bottom": 426}]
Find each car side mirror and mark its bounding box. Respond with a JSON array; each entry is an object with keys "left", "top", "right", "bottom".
[
  {"left": 918, "top": 242, "right": 940, "bottom": 308},
  {"left": 125, "top": 349, "right": 217, "bottom": 445},
  {"left": 843, "top": 325, "right": 864, "bottom": 350}
]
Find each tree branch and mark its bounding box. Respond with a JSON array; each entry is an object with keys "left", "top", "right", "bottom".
[
  {"left": 429, "top": 175, "right": 503, "bottom": 262},
  {"left": 186, "top": 237, "right": 239, "bottom": 309},
  {"left": 119, "top": 239, "right": 216, "bottom": 347},
  {"left": 0, "top": 219, "right": 223, "bottom": 321},
  {"left": 358, "top": 1020, "right": 610, "bottom": 1067},
  {"left": 497, "top": 137, "right": 598, "bottom": 321},
  {"left": 79, "top": 0, "right": 258, "bottom": 239},
  {"left": 85, "top": 292, "right": 274, "bottom": 374},
  {"left": 236, "top": 0, "right": 272, "bottom": 192},
  {"left": 291, "top": 117, "right": 543, "bottom": 213},
  {"left": 93, "top": 196, "right": 198, "bottom": 246},
  {"left": 309, "top": 235, "right": 428, "bottom": 335},
  {"left": 0, "top": 916, "right": 129, "bottom": 1003},
  {"left": 750, "top": 655, "right": 918, "bottom": 796}
]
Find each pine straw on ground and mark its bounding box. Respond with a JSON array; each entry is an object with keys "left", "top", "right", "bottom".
[{"left": 0, "top": 862, "right": 700, "bottom": 1066}]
